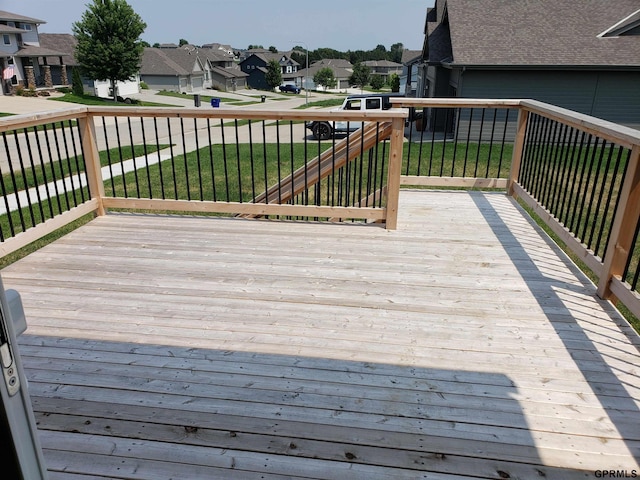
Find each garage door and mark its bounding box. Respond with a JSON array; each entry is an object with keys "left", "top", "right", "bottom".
[{"left": 192, "top": 76, "right": 203, "bottom": 91}]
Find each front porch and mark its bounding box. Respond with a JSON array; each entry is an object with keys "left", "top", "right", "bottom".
[{"left": 3, "top": 189, "right": 639, "bottom": 479}]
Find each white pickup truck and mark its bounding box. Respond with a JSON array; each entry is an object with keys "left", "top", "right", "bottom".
[{"left": 306, "top": 93, "right": 403, "bottom": 140}]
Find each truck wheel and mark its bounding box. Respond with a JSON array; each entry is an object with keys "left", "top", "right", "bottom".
[{"left": 313, "top": 122, "right": 332, "bottom": 140}]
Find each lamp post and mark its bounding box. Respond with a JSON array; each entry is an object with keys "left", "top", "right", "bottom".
[{"left": 295, "top": 41, "right": 309, "bottom": 105}]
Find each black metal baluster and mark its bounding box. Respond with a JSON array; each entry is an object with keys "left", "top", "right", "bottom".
[
  {"left": 114, "top": 117, "right": 129, "bottom": 198},
  {"left": 180, "top": 117, "right": 190, "bottom": 201},
  {"left": 32, "top": 126, "right": 54, "bottom": 219},
  {"left": 11, "top": 130, "right": 36, "bottom": 227},
  {"left": 473, "top": 108, "right": 486, "bottom": 178},
  {"left": 496, "top": 109, "right": 511, "bottom": 178},
  {"left": 594, "top": 146, "right": 626, "bottom": 258},
  {"left": 206, "top": 118, "right": 216, "bottom": 202},
  {"left": 154, "top": 117, "right": 167, "bottom": 200},
  {"left": 141, "top": 117, "right": 153, "bottom": 199},
  {"left": 193, "top": 118, "right": 203, "bottom": 201},
  {"left": 101, "top": 117, "right": 116, "bottom": 195},
  {"left": 166, "top": 118, "right": 178, "bottom": 199},
  {"left": 1, "top": 132, "right": 20, "bottom": 235},
  {"left": 220, "top": 119, "right": 230, "bottom": 202},
  {"left": 587, "top": 141, "right": 615, "bottom": 251},
  {"left": 233, "top": 119, "right": 241, "bottom": 202}
]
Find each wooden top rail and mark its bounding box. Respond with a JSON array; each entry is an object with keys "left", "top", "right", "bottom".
[
  {"left": 84, "top": 106, "right": 409, "bottom": 123},
  {"left": 390, "top": 98, "right": 522, "bottom": 109},
  {"left": 520, "top": 99, "right": 640, "bottom": 150},
  {"left": 0, "top": 106, "right": 88, "bottom": 133}
]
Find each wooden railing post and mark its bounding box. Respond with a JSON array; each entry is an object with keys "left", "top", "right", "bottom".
[
  {"left": 78, "top": 113, "right": 106, "bottom": 216},
  {"left": 507, "top": 106, "right": 529, "bottom": 197},
  {"left": 385, "top": 117, "right": 405, "bottom": 230},
  {"left": 597, "top": 145, "right": 640, "bottom": 300}
]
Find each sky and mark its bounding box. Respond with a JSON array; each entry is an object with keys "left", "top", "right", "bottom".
[{"left": 4, "top": 0, "right": 434, "bottom": 52}]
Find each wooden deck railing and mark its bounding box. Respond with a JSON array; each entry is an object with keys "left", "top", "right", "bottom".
[{"left": 1, "top": 99, "right": 639, "bottom": 319}]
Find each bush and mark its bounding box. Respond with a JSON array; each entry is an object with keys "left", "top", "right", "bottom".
[
  {"left": 140, "top": 81, "right": 149, "bottom": 90},
  {"left": 72, "top": 68, "right": 84, "bottom": 96},
  {"left": 370, "top": 75, "right": 385, "bottom": 90}
]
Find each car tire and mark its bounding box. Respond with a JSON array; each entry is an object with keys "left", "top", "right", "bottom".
[{"left": 313, "top": 122, "right": 332, "bottom": 140}]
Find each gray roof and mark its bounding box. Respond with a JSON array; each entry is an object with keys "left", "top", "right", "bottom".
[
  {"left": 362, "top": 60, "right": 403, "bottom": 68},
  {"left": 140, "top": 47, "right": 202, "bottom": 76},
  {"left": 0, "top": 10, "right": 45, "bottom": 24},
  {"left": 311, "top": 58, "right": 353, "bottom": 69},
  {"left": 0, "top": 24, "right": 25, "bottom": 34},
  {"left": 401, "top": 49, "right": 422, "bottom": 65},
  {"left": 14, "top": 44, "right": 67, "bottom": 58},
  {"left": 435, "top": 0, "right": 640, "bottom": 68},
  {"left": 297, "top": 63, "right": 353, "bottom": 80},
  {"left": 38, "top": 33, "right": 78, "bottom": 65},
  {"left": 210, "top": 65, "right": 247, "bottom": 79}
]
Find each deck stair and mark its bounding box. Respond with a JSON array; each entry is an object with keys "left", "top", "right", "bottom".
[{"left": 240, "top": 121, "right": 392, "bottom": 217}]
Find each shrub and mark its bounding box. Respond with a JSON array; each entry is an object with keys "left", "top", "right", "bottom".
[
  {"left": 72, "top": 68, "right": 84, "bottom": 96},
  {"left": 140, "top": 81, "right": 149, "bottom": 90}
]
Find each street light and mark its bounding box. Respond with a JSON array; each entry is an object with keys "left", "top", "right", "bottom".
[{"left": 294, "top": 41, "right": 308, "bottom": 105}]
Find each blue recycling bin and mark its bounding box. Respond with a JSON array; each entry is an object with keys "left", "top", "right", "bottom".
[{"left": 211, "top": 98, "right": 220, "bottom": 108}]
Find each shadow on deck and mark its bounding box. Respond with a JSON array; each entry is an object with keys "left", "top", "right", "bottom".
[{"left": 2, "top": 190, "right": 639, "bottom": 479}]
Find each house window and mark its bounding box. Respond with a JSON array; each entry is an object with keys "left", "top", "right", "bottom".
[
  {"left": 286, "top": 66, "right": 292, "bottom": 73},
  {"left": 3, "top": 35, "right": 10, "bottom": 45},
  {"left": 22, "top": 24, "right": 32, "bottom": 31}
]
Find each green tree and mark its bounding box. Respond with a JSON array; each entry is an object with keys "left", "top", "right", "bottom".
[
  {"left": 72, "top": 67, "right": 84, "bottom": 96},
  {"left": 390, "top": 42, "right": 404, "bottom": 63},
  {"left": 265, "top": 59, "right": 282, "bottom": 90},
  {"left": 370, "top": 74, "right": 385, "bottom": 90},
  {"left": 73, "top": 0, "right": 146, "bottom": 102},
  {"left": 389, "top": 73, "right": 401, "bottom": 93},
  {"left": 313, "top": 67, "right": 337, "bottom": 90},
  {"left": 179, "top": 38, "right": 189, "bottom": 46},
  {"left": 268, "top": 45, "right": 278, "bottom": 53},
  {"left": 349, "top": 63, "right": 371, "bottom": 92}
]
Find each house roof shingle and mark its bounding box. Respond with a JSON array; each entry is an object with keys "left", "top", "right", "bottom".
[
  {"left": 439, "top": 0, "right": 640, "bottom": 67},
  {"left": 0, "top": 10, "right": 45, "bottom": 24},
  {"left": 140, "top": 47, "right": 201, "bottom": 76},
  {"left": 37, "top": 33, "right": 78, "bottom": 65}
]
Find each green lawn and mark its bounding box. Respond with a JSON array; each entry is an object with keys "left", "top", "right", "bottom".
[
  {"left": 295, "top": 98, "right": 344, "bottom": 110},
  {"left": 50, "top": 93, "right": 173, "bottom": 107},
  {"left": 157, "top": 90, "right": 261, "bottom": 106}
]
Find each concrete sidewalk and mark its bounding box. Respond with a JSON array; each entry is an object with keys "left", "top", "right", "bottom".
[{"left": 0, "top": 92, "right": 72, "bottom": 115}]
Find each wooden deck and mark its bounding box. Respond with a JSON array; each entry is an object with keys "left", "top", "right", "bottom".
[{"left": 2, "top": 190, "right": 639, "bottom": 479}]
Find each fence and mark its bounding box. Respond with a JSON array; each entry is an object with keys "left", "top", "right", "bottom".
[{"left": 1, "top": 99, "right": 639, "bottom": 319}]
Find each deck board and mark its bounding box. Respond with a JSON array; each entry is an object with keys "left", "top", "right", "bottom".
[{"left": 2, "top": 189, "right": 639, "bottom": 479}]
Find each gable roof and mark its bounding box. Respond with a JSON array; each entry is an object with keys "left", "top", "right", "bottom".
[
  {"left": 310, "top": 58, "right": 353, "bottom": 69},
  {"left": 401, "top": 49, "right": 422, "bottom": 65},
  {"left": 38, "top": 33, "right": 78, "bottom": 65},
  {"left": 140, "top": 48, "right": 198, "bottom": 76},
  {"left": 362, "top": 60, "right": 403, "bottom": 68},
  {"left": 433, "top": 0, "right": 640, "bottom": 68},
  {"left": 240, "top": 51, "right": 300, "bottom": 67}
]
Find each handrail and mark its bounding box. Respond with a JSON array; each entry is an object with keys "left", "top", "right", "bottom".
[{"left": 0, "top": 99, "right": 638, "bottom": 320}]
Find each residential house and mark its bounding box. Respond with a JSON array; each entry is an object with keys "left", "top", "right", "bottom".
[
  {"left": 239, "top": 51, "right": 300, "bottom": 90},
  {"left": 139, "top": 46, "right": 207, "bottom": 93},
  {"left": 295, "top": 58, "right": 353, "bottom": 91},
  {"left": 421, "top": 0, "right": 640, "bottom": 129},
  {"left": 0, "top": 10, "right": 68, "bottom": 95},
  {"left": 362, "top": 60, "right": 403, "bottom": 83},
  {"left": 38, "top": 33, "right": 140, "bottom": 98},
  {"left": 199, "top": 48, "right": 247, "bottom": 92}
]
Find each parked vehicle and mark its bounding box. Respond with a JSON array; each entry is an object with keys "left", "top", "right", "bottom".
[
  {"left": 306, "top": 93, "right": 403, "bottom": 140},
  {"left": 279, "top": 84, "right": 301, "bottom": 94}
]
